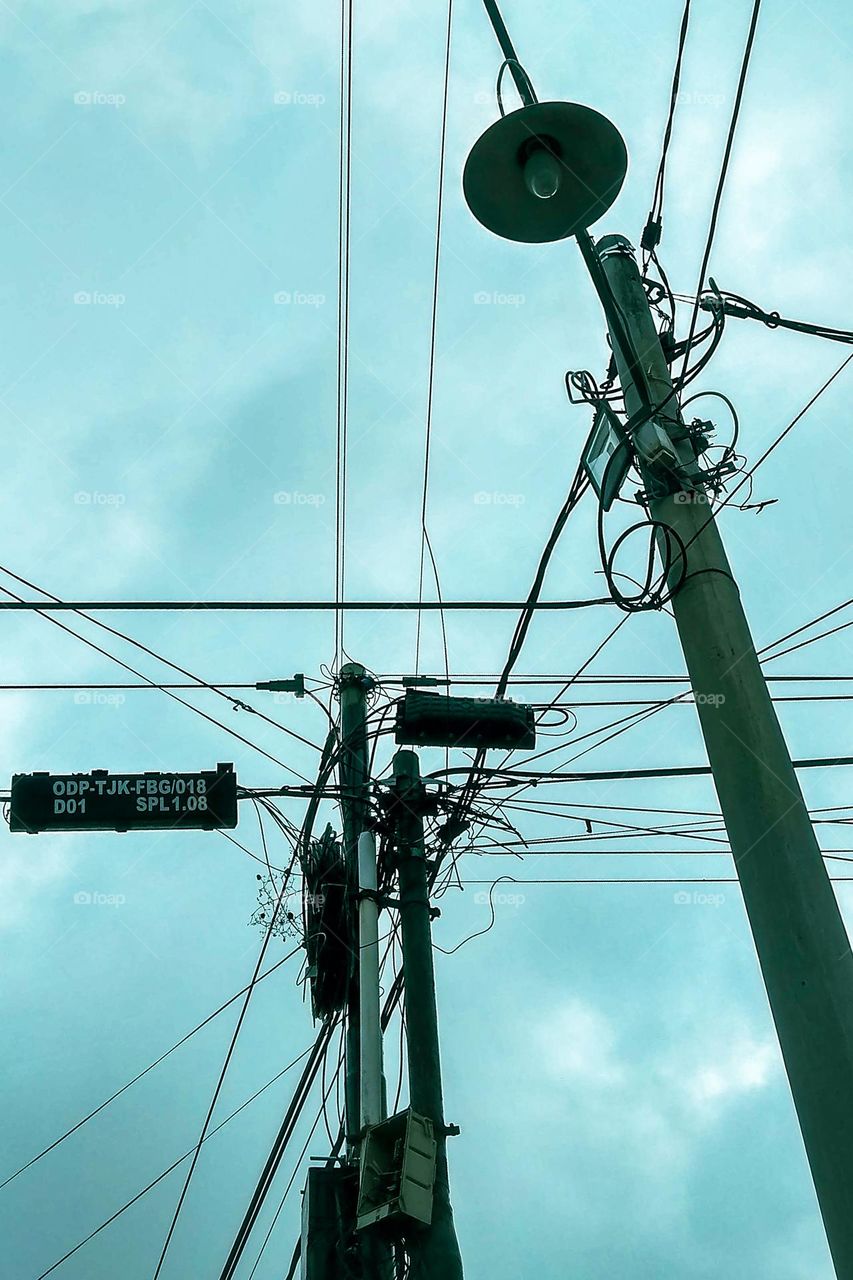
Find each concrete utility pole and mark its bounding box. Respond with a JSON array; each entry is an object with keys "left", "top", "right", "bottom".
[
  {"left": 339, "top": 661, "right": 374, "bottom": 1154},
  {"left": 337, "top": 662, "right": 393, "bottom": 1280},
  {"left": 594, "top": 234, "right": 853, "bottom": 1278},
  {"left": 392, "top": 750, "right": 464, "bottom": 1280}
]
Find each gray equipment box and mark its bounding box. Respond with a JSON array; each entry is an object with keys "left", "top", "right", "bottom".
[{"left": 356, "top": 1109, "right": 437, "bottom": 1232}]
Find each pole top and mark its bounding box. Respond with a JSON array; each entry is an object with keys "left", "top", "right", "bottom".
[
  {"left": 392, "top": 749, "right": 420, "bottom": 781},
  {"left": 595, "top": 232, "right": 636, "bottom": 259}
]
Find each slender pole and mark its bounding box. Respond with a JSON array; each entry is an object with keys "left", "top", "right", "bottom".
[
  {"left": 358, "top": 830, "right": 384, "bottom": 1129},
  {"left": 338, "top": 661, "right": 373, "bottom": 1155},
  {"left": 392, "top": 750, "right": 464, "bottom": 1280},
  {"left": 592, "top": 232, "right": 853, "bottom": 1278},
  {"left": 338, "top": 663, "right": 392, "bottom": 1280},
  {"left": 481, "top": 0, "right": 536, "bottom": 105}
]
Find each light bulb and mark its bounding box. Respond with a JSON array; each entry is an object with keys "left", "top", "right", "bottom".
[{"left": 523, "top": 147, "right": 562, "bottom": 200}]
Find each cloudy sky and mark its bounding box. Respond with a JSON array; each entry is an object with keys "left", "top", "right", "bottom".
[{"left": 0, "top": 0, "right": 851, "bottom": 1276}]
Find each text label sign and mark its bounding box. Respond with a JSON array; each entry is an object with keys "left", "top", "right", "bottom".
[{"left": 9, "top": 764, "right": 238, "bottom": 833}]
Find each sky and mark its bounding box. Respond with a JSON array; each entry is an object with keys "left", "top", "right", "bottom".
[{"left": 0, "top": 0, "right": 851, "bottom": 1276}]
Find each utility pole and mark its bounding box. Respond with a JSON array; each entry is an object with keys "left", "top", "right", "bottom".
[
  {"left": 593, "top": 234, "right": 853, "bottom": 1277},
  {"left": 338, "top": 661, "right": 373, "bottom": 1155},
  {"left": 462, "top": 0, "right": 853, "bottom": 1265},
  {"left": 392, "top": 750, "right": 464, "bottom": 1280},
  {"left": 337, "top": 662, "right": 393, "bottom": 1280}
]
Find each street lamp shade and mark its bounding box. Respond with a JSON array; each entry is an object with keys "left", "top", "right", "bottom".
[{"left": 463, "top": 101, "right": 628, "bottom": 244}]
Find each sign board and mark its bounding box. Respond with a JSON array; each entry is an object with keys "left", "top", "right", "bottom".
[{"left": 9, "top": 763, "right": 238, "bottom": 833}]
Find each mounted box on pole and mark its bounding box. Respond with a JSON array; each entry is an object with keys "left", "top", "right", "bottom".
[{"left": 394, "top": 691, "right": 535, "bottom": 750}]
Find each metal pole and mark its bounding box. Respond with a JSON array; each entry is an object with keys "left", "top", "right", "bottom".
[
  {"left": 392, "top": 750, "right": 464, "bottom": 1280},
  {"left": 338, "top": 663, "right": 392, "bottom": 1280},
  {"left": 481, "top": 0, "right": 536, "bottom": 106},
  {"left": 338, "top": 661, "right": 373, "bottom": 1154},
  {"left": 592, "top": 232, "right": 853, "bottom": 1277},
  {"left": 358, "top": 830, "right": 384, "bottom": 1130}
]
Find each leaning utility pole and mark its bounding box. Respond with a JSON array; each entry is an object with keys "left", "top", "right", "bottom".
[
  {"left": 462, "top": 3, "right": 853, "bottom": 1274},
  {"left": 594, "top": 235, "right": 853, "bottom": 1276},
  {"left": 392, "top": 750, "right": 464, "bottom": 1280}
]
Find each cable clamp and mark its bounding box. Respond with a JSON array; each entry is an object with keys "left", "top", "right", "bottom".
[{"left": 354, "top": 888, "right": 398, "bottom": 910}]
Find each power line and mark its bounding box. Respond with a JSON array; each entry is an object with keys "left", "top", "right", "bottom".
[
  {"left": 759, "top": 596, "right": 853, "bottom": 657},
  {"left": 678, "top": 0, "right": 763, "bottom": 384},
  {"left": 376, "top": 673, "right": 853, "bottom": 684},
  {"left": 334, "top": 0, "right": 354, "bottom": 667},
  {"left": 2, "top": 682, "right": 851, "bottom": 705},
  {"left": 244, "top": 1048, "right": 345, "bottom": 1279},
  {"left": 640, "top": 0, "right": 691, "bottom": 263},
  {"left": 148, "top": 753, "right": 326, "bottom": 1280},
  {"left": 0, "top": 597, "right": 612, "bottom": 611},
  {"left": 684, "top": 350, "right": 853, "bottom": 547},
  {"left": 431, "top": 753, "right": 853, "bottom": 786},
  {"left": 0, "top": 946, "right": 301, "bottom": 1193},
  {"left": 217, "top": 1019, "right": 339, "bottom": 1280},
  {"left": 415, "top": 0, "right": 453, "bottom": 679},
  {"left": 453, "top": 876, "right": 853, "bottom": 885},
  {"left": 0, "top": 567, "right": 322, "bottom": 779},
  {"left": 32, "top": 1043, "right": 316, "bottom": 1280}
]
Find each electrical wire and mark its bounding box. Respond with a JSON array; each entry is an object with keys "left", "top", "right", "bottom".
[
  {"left": 246, "top": 1031, "right": 347, "bottom": 1279},
  {"left": 415, "top": 0, "right": 453, "bottom": 683},
  {"left": 0, "top": 948, "right": 301, "bottom": 1193},
  {"left": 149, "top": 734, "right": 340, "bottom": 1279},
  {"left": 640, "top": 0, "right": 691, "bottom": 268},
  {"left": 678, "top": 0, "right": 762, "bottom": 386},
  {"left": 334, "top": 0, "right": 354, "bottom": 669},
  {"left": 31, "top": 1044, "right": 316, "bottom": 1280},
  {"left": 0, "top": 567, "right": 320, "bottom": 781}
]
